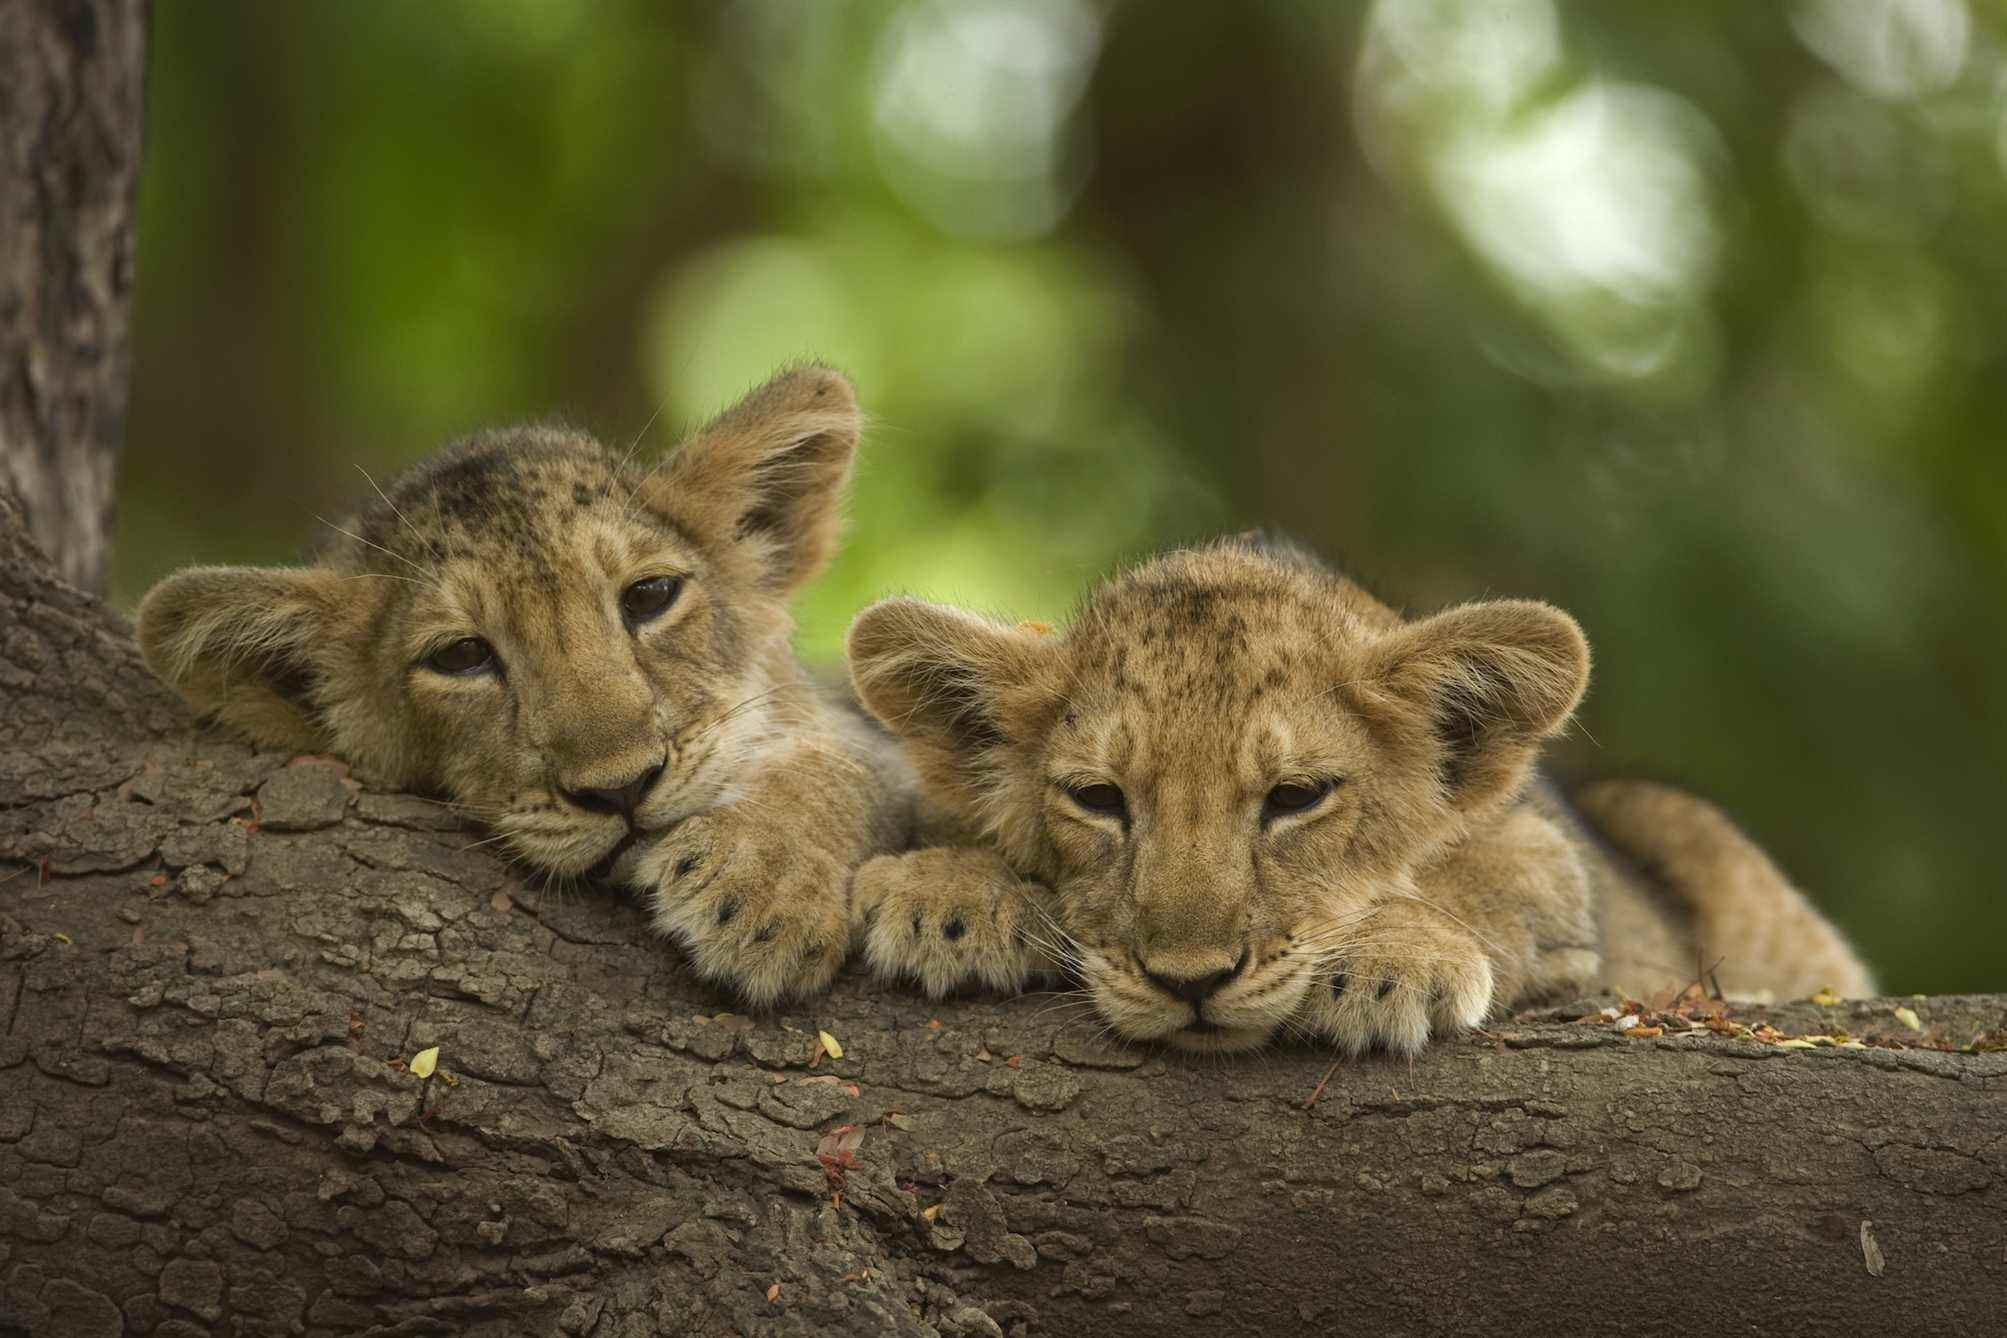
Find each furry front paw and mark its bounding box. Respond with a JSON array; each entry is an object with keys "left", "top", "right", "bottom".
[
  {"left": 1296, "top": 899, "right": 1495, "bottom": 1056},
  {"left": 854, "top": 848, "right": 1053, "bottom": 998},
  {"left": 629, "top": 809, "right": 851, "bottom": 1008}
]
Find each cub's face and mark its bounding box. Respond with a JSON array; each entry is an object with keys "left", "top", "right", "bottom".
[
  {"left": 849, "top": 543, "right": 1588, "bottom": 1052},
  {"left": 139, "top": 367, "right": 860, "bottom": 876}
]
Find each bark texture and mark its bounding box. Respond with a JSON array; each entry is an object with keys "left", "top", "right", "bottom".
[
  {"left": 0, "top": 492, "right": 2004, "bottom": 1337},
  {"left": 0, "top": 0, "right": 147, "bottom": 595}
]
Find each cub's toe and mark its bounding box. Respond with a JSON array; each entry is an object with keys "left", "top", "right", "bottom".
[
  {"left": 1298, "top": 905, "right": 1495, "bottom": 1056},
  {"left": 854, "top": 851, "right": 1044, "bottom": 998},
  {"left": 635, "top": 813, "right": 852, "bottom": 1007}
]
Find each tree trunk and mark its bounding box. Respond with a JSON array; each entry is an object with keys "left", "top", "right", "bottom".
[
  {"left": 0, "top": 0, "right": 147, "bottom": 595},
  {"left": 1, "top": 497, "right": 2004, "bottom": 1337}
]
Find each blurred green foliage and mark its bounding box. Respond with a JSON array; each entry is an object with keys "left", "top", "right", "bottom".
[{"left": 120, "top": 1, "right": 2007, "bottom": 991}]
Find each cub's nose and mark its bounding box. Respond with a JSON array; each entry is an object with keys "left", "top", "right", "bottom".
[
  {"left": 1140, "top": 946, "right": 1251, "bottom": 1005},
  {"left": 562, "top": 761, "right": 664, "bottom": 819}
]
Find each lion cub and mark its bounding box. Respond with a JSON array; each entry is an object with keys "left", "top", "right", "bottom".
[
  {"left": 139, "top": 367, "right": 912, "bottom": 1005},
  {"left": 845, "top": 538, "right": 1873, "bottom": 1054}
]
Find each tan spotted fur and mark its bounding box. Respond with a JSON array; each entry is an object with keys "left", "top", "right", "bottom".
[
  {"left": 138, "top": 367, "right": 913, "bottom": 1005},
  {"left": 846, "top": 539, "right": 1873, "bottom": 1054}
]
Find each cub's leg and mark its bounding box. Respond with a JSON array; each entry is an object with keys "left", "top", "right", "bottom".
[
  {"left": 1294, "top": 802, "right": 1600, "bottom": 1055},
  {"left": 852, "top": 846, "right": 1070, "bottom": 997},
  {"left": 623, "top": 737, "right": 906, "bottom": 1007},
  {"left": 1572, "top": 779, "right": 1874, "bottom": 1000}
]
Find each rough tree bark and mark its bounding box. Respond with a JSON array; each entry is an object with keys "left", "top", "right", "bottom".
[
  {"left": 1, "top": 496, "right": 2005, "bottom": 1337},
  {"left": 0, "top": 0, "right": 147, "bottom": 595}
]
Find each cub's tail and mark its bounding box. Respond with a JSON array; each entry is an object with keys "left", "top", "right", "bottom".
[{"left": 1570, "top": 778, "right": 1876, "bottom": 1001}]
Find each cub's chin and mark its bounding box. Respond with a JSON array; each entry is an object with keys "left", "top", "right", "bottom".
[{"left": 1162, "top": 1021, "right": 1277, "bottom": 1054}]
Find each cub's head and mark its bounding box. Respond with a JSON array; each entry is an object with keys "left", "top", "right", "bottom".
[
  {"left": 848, "top": 540, "right": 1589, "bottom": 1052},
  {"left": 139, "top": 366, "right": 860, "bottom": 876}
]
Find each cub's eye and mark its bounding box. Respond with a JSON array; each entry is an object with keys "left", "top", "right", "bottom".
[
  {"left": 1067, "top": 782, "right": 1128, "bottom": 819},
  {"left": 620, "top": 575, "right": 682, "bottom": 626},
  {"left": 424, "top": 637, "right": 496, "bottom": 677},
  {"left": 1264, "top": 778, "right": 1335, "bottom": 822}
]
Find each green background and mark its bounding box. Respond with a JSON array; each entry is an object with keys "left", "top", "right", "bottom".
[{"left": 118, "top": 1, "right": 2007, "bottom": 992}]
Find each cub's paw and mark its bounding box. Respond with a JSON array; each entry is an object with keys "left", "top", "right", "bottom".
[
  {"left": 1295, "top": 899, "right": 1495, "bottom": 1056},
  {"left": 627, "top": 808, "right": 851, "bottom": 1008},
  {"left": 854, "top": 848, "right": 1055, "bottom": 998}
]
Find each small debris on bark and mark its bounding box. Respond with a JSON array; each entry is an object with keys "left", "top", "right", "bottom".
[{"left": 817, "top": 1124, "right": 866, "bottom": 1207}]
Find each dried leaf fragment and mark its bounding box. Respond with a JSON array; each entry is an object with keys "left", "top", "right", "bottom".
[
  {"left": 818, "top": 1029, "right": 844, "bottom": 1060},
  {"left": 766, "top": 1282, "right": 781, "bottom": 1303},
  {"left": 1892, "top": 1006, "right": 1922, "bottom": 1032},
  {"left": 816, "top": 1124, "right": 866, "bottom": 1208},
  {"left": 1810, "top": 987, "right": 1842, "bottom": 1006},
  {"left": 408, "top": 1046, "right": 440, "bottom": 1079},
  {"left": 1860, "top": 1219, "right": 1885, "bottom": 1277},
  {"left": 920, "top": 1204, "right": 942, "bottom": 1224}
]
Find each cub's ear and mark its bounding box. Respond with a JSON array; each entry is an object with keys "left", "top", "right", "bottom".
[
  {"left": 1364, "top": 600, "right": 1589, "bottom": 812},
  {"left": 136, "top": 565, "right": 343, "bottom": 752},
  {"left": 848, "top": 598, "right": 1058, "bottom": 807},
  {"left": 646, "top": 365, "right": 861, "bottom": 591}
]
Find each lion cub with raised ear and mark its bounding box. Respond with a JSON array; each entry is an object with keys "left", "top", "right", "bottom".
[
  {"left": 138, "top": 366, "right": 913, "bottom": 1005},
  {"left": 845, "top": 538, "right": 1873, "bottom": 1055}
]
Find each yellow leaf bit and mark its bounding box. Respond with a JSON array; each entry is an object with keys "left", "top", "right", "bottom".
[
  {"left": 1860, "top": 1220, "right": 1886, "bottom": 1277},
  {"left": 817, "top": 1029, "right": 844, "bottom": 1060},
  {"left": 408, "top": 1046, "right": 440, "bottom": 1078},
  {"left": 1892, "top": 1006, "right": 1923, "bottom": 1032},
  {"left": 1809, "top": 987, "right": 1842, "bottom": 1006}
]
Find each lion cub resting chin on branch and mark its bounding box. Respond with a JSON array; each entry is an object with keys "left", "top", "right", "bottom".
[
  {"left": 845, "top": 538, "right": 1874, "bottom": 1056},
  {"left": 138, "top": 366, "right": 913, "bottom": 1006}
]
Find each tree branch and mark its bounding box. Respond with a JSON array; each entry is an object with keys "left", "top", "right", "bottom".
[{"left": 1, "top": 497, "right": 2003, "bottom": 1337}]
